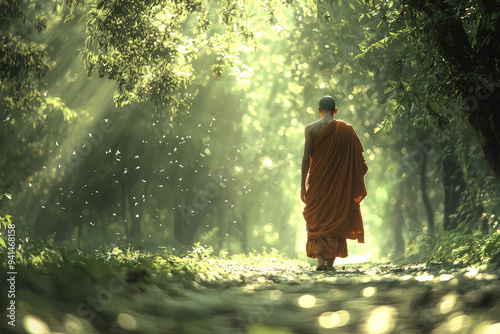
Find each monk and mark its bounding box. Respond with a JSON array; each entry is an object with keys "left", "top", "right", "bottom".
[{"left": 301, "top": 95, "right": 368, "bottom": 271}]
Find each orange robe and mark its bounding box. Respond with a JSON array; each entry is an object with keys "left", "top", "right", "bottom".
[{"left": 303, "top": 120, "right": 368, "bottom": 259}]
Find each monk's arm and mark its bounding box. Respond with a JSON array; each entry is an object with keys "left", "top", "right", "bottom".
[
  {"left": 352, "top": 126, "right": 368, "bottom": 175},
  {"left": 351, "top": 126, "right": 368, "bottom": 202},
  {"left": 301, "top": 126, "right": 313, "bottom": 201}
]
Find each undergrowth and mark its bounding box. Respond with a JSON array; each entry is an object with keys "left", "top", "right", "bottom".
[{"left": 405, "top": 226, "right": 500, "bottom": 266}]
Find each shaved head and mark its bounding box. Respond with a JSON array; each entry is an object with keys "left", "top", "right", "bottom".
[{"left": 319, "top": 95, "right": 336, "bottom": 113}]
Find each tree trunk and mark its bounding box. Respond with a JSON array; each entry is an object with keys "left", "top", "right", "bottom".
[
  {"left": 419, "top": 151, "right": 435, "bottom": 234},
  {"left": 466, "top": 92, "right": 500, "bottom": 177},
  {"left": 413, "top": 1, "right": 500, "bottom": 177},
  {"left": 279, "top": 210, "right": 294, "bottom": 257},
  {"left": 394, "top": 197, "right": 405, "bottom": 258},
  {"left": 173, "top": 204, "right": 200, "bottom": 246},
  {"left": 128, "top": 194, "right": 143, "bottom": 241},
  {"left": 481, "top": 215, "right": 489, "bottom": 234},
  {"left": 442, "top": 150, "right": 466, "bottom": 230},
  {"left": 240, "top": 211, "right": 248, "bottom": 253},
  {"left": 120, "top": 180, "right": 130, "bottom": 242}
]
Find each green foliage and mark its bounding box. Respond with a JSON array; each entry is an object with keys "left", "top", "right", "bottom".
[
  {"left": 363, "top": 0, "right": 500, "bottom": 171},
  {"left": 407, "top": 226, "right": 500, "bottom": 266},
  {"left": 0, "top": 0, "right": 77, "bottom": 121},
  {"left": 0, "top": 0, "right": 86, "bottom": 203},
  {"left": 355, "top": 0, "right": 500, "bottom": 259},
  {"left": 0, "top": 193, "right": 13, "bottom": 248},
  {"left": 0, "top": 214, "right": 12, "bottom": 232},
  {"left": 84, "top": 0, "right": 264, "bottom": 111},
  {"left": 39, "top": 96, "right": 77, "bottom": 122},
  {"left": 0, "top": 35, "right": 49, "bottom": 119},
  {"left": 3, "top": 0, "right": 500, "bottom": 264},
  {"left": 1, "top": 0, "right": 391, "bottom": 257},
  {"left": 0, "top": 240, "right": 208, "bottom": 278}
]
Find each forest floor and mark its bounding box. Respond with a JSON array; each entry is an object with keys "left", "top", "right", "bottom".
[{"left": 2, "top": 249, "right": 500, "bottom": 334}]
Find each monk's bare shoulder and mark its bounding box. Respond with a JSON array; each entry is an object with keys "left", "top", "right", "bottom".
[
  {"left": 305, "top": 119, "right": 325, "bottom": 140},
  {"left": 305, "top": 119, "right": 323, "bottom": 130}
]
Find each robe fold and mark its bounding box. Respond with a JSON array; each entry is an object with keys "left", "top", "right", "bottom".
[{"left": 303, "top": 120, "right": 368, "bottom": 259}]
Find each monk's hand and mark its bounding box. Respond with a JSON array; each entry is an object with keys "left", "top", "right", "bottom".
[{"left": 301, "top": 185, "right": 307, "bottom": 203}]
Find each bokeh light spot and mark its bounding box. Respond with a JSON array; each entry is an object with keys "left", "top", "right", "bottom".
[
  {"left": 330, "top": 310, "right": 350, "bottom": 327},
  {"left": 487, "top": 322, "right": 500, "bottom": 334},
  {"left": 366, "top": 306, "right": 396, "bottom": 334},
  {"left": 23, "top": 315, "right": 51, "bottom": 334},
  {"left": 362, "top": 286, "right": 376, "bottom": 297},
  {"left": 415, "top": 274, "right": 434, "bottom": 282},
  {"left": 374, "top": 188, "right": 388, "bottom": 202},
  {"left": 446, "top": 313, "right": 469, "bottom": 333},
  {"left": 263, "top": 158, "right": 273, "bottom": 167},
  {"left": 439, "top": 292, "right": 457, "bottom": 314},
  {"left": 318, "top": 312, "right": 335, "bottom": 328},
  {"left": 298, "top": 294, "right": 316, "bottom": 308},
  {"left": 440, "top": 274, "right": 453, "bottom": 281},
  {"left": 117, "top": 313, "right": 137, "bottom": 331}
]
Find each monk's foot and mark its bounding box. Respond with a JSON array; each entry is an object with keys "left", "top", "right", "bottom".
[
  {"left": 316, "top": 265, "right": 328, "bottom": 271},
  {"left": 326, "top": 265, "right": 336, "bottom": 271}
]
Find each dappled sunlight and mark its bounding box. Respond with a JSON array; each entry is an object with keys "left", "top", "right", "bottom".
[
  {"left": 465, "top": 266, "right": 479, "bottom": 278},
  {"left": 297, "top": 294, "right": 316, "bottom": 308},
  {"left": 2, "top": 246, "right": 500, "bottom": 333},
  {"left": 440, "top": 274, "right": 454, "bottom": 281},
  {"left": 443, "top": 313, "right": 471, "bottom": 333},
  {"left": 366, "top": 306, "right": 397, "bottom": 334},
  {"left": 334, "top": 254, "right": 372, "bottom": 265},
  {"left": 117, "top": 313, "right": 137, "bottom": 331},
  {"left": 487, "top": 323, "right": 500, "bottom": 334},
  {"left": 23, "top": 315, "right": 50, "bottom": 334},
  {"left": 318, "top": 310, "right": 350, "bottom": 329},
  {"left": 262, "top": 157, "right": 273, "bottom": 168},
  {"left": 362, "top": 286, "right": 377, "bottom": 297},
  {"left": 415, "top": 274, "right": 435, "bottom": 282},
  {"left": 472, "top": 322, "right": 500, "bottom": 334},
  {"left": 439, "top": 292, "right": 459, "bottom": 314}
]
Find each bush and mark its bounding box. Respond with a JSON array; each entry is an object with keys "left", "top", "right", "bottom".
[{"left": 410, "top": 226, "right": 500, "bottom": 266}]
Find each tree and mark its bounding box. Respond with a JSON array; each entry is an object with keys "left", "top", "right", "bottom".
[
  {"left": 6, "top": 0, "right": 497, "bottom": 260},
  {"left": 366, "top": 0, "right": 500, "bottom": 176}
]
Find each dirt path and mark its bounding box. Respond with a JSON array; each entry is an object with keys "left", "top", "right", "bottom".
[
  {"left": 3, "top": 258, "right": 500, "bottom": 334},
  {"left": 198, "top": 260, "right": 500, "bottom": 334}
]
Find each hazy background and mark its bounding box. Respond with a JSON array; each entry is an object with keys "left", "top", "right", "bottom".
[{"left": 1, "top": 0, "right": 498, "bottom": 264}]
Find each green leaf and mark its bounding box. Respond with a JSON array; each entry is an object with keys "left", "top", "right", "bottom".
[{"left": 0, "top": 237, "right": 5, "bottom": 248}]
